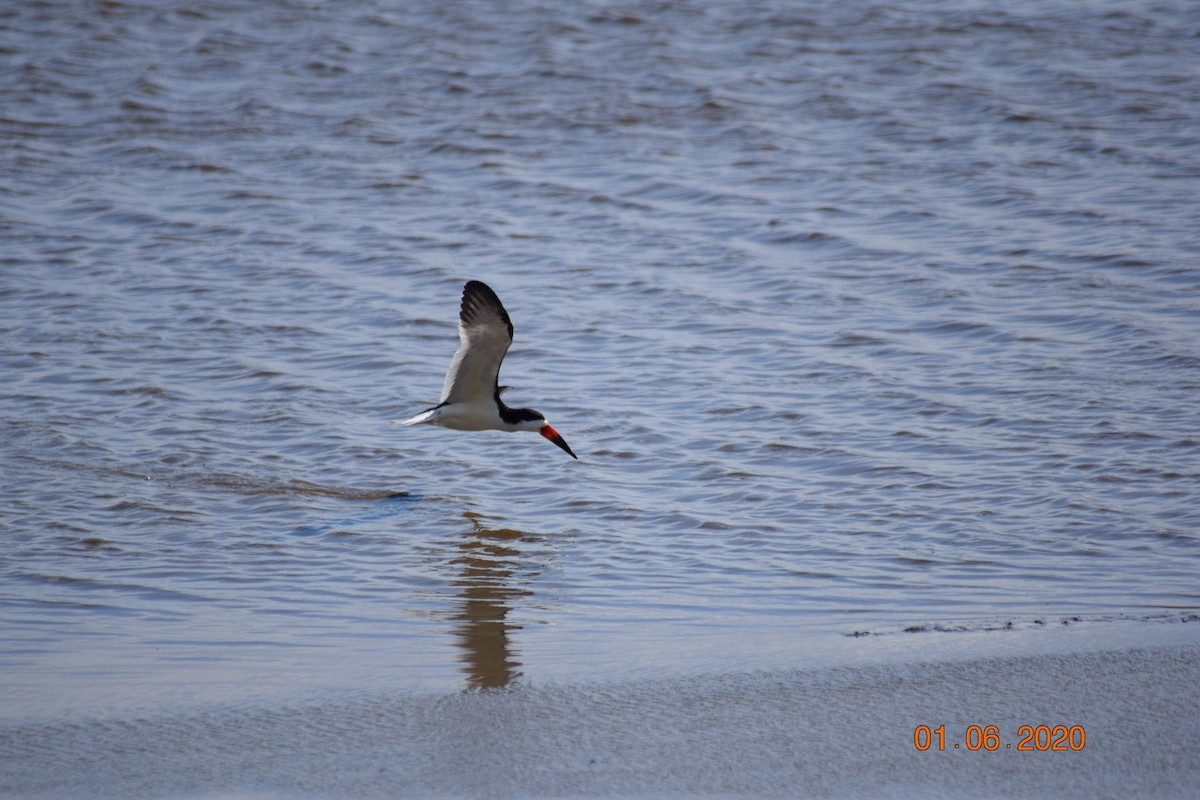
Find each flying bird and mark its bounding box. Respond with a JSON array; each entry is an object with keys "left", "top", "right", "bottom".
[{"left": 399, "top": 280, "right": 577, "bottom": 459}]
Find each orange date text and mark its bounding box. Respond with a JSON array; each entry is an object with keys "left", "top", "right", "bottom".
[{"left": 913, "top": 724, "right": 1086, "bottom": 751}]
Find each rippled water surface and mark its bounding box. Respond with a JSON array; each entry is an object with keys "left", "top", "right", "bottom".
[{"left": 3, "top": 0, "right": 1199, "bottom": 716}]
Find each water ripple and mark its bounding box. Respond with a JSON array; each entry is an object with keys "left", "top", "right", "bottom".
[{"left": 2, "top": 0, "right": 1199, "bottom": 714}]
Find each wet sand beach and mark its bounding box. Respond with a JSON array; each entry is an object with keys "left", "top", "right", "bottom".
[{"left": 4, "top": 625, "right": 1198, "bottom": 799}]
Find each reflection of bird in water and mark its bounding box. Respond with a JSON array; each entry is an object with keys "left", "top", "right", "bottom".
[
  {"left": 451, "top": 514, "right": 534, "bottom": 690},
  {"left": 400, "top": 281, "right": 577, "bottom": 459}
]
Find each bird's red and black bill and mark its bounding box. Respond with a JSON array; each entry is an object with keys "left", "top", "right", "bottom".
[{"left": 540, "top": 425, "right": 577, "bottom": 459}]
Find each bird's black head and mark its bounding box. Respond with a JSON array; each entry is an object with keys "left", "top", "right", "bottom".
[
  {"left": 494, "top": 389, "right": 576, "bottom": 459},
  {"left": 498, "top": 405, "right": 545, "bottom": 426}
]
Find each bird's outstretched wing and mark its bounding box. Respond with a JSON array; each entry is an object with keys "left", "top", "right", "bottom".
[{"left": 439, "top": 280, "right": 514, "bottom": 404}]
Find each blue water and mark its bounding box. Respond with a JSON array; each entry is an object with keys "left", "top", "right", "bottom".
[{"left": 2, "top": 0, "right": 1199, "bottom": 719}]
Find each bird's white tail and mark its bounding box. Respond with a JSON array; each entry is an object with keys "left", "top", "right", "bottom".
[{"left": 394, "top": 407, "right": 440, "bottom": 426}]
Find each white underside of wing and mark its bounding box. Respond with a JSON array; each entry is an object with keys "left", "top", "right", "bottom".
[{"left": 439, "top": 308, "right": 512, "bottom": 404}]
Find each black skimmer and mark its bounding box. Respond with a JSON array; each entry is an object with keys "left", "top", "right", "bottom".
[{"left": 399, "top": 280, "right": 578, "bottom": 459}]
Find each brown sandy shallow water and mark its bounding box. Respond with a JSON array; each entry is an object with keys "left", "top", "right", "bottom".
[{"left": 3, "top": 626, "right": 1197, "bottom": 799}]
